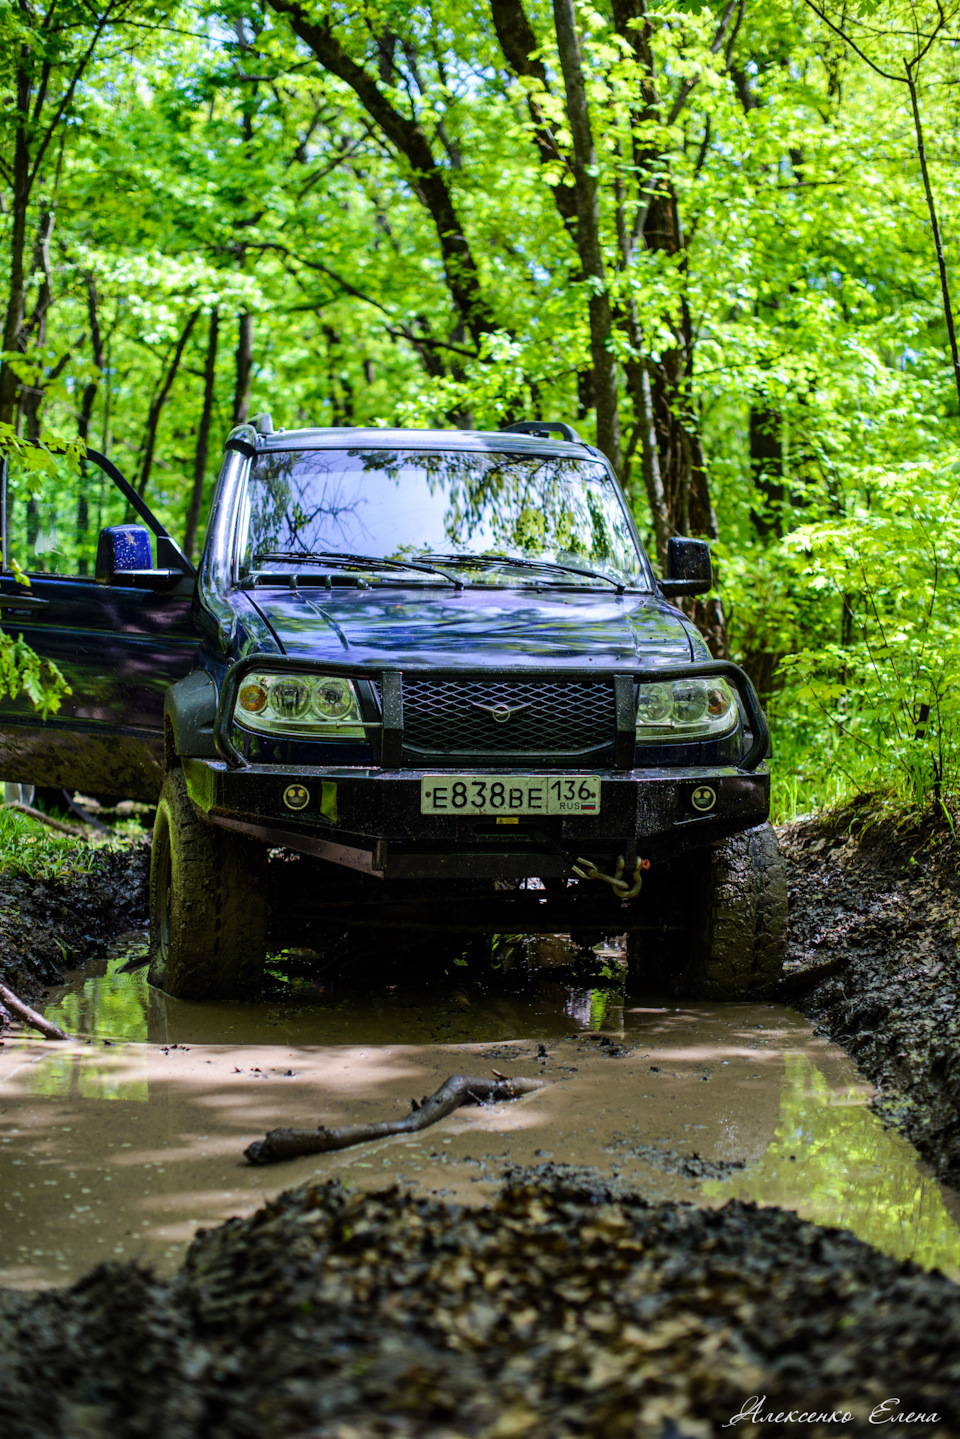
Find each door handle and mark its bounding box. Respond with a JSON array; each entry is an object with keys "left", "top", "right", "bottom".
[{"left": 0, "top": 594, "right": 49, "bottom": 613}]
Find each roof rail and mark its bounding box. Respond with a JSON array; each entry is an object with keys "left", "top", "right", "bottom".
[
  {"left": 500, "top": 420, "right": 582, "bottom": 444},
  {"left": 253, "top": 412, "right": 274, "bottom": 435}
]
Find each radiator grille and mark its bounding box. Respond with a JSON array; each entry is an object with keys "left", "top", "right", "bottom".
[{"left": 384, "top": 678, "right": 617, "bottom": 765}]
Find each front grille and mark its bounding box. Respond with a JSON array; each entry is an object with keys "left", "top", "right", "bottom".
[{"left": 393, "top": 678, "right": 616, "bottom": 765}]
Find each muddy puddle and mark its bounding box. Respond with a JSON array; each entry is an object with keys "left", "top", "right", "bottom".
[{"left": 0, "top": 937, "right": 959, "bottom": 1291}]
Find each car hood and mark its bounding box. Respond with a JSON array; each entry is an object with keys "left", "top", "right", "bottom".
[{"left": 242, "top": 586, "right": 699, "bottom": 670}]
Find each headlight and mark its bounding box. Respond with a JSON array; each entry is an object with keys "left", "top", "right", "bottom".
[
  {"left": 235, "top": 672, "right": 366, "bottom": 738},
  {"left": 635, "top": 677, "right": 738, "bottom": 741}
]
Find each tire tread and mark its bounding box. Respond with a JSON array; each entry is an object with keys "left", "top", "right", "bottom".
[{"left": 148, "top": 769, "right": 268, "bottom": 999}]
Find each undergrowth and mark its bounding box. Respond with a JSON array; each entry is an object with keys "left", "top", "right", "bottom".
[
  {"left": 768, "top": 717, "right": 960, "bottom": 829},
  {"left": 0, "top": 807, "right": 135, "bottom": 881}
]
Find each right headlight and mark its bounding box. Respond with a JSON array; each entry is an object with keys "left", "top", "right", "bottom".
[
  {"left": 635, "top": 677, "right": 738, "bottom": 741},
  {"left": 234, "top": 671, "right": 366, "bottom": 739}
]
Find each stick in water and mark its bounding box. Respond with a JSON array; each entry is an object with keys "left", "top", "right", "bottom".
[
  {"left": 244, "top": 1073, "right": 546, "bottom": 1165},
  {"left": 0, "top": 983, "right": 72, "bottom": 1041}
]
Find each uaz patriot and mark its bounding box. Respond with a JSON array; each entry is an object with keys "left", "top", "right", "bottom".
[{"left": 0, "top": 419, "right": 786, "bottom": 998}]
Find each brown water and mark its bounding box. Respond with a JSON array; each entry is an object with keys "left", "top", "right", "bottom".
[{"left": 0, "top": 939, "right": 958, "bottom": 1290}]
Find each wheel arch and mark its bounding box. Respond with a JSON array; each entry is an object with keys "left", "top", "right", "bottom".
[{"left": 163, "top": 669, "right": 218, "bottom": 769}]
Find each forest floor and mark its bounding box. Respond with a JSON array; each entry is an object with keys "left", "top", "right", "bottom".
[{"left": 0, "top": 800, "right": 959, "bottom": 1435}]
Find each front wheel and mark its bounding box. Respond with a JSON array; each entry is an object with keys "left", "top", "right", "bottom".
[
  {"left": 628, "top": 823, "right": 787, "bottom": 999},
  {"left": 148, "top": 768, "right": 268, "bottom": 999}
]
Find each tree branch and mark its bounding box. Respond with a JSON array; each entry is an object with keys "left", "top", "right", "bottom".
[
  {"left": 0, "top": 981, "right": 72, "bottom": 1041},
  {"left": 665, "top": 0, "right": 740, "bottom": 127},
  {"left": 266, "top": 0, "right": 497, "bottom": 343},
  {"left": 244, "top": 1074, "right": 546, "bottom": 1164}
]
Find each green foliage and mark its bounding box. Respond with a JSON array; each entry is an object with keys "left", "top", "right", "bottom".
[
  {"left": 780, "top": 457, "right": 960, "bottom": 803},
  {"left": 0, "top": 425, "right": 73, "bottom": 713}
]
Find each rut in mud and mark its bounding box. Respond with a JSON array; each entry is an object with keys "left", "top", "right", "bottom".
[
  {"left": 3, "top": 798, "right": 958, "bottom": 1193},
  {"left": 0, "top": 842, "right": 149, "bottom": 1007},
  {"left": 780, "top": 798, "right": 960, "bottom": 1185}
]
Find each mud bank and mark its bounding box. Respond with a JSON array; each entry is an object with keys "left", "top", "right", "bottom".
[
  {"left": 780, "top": 799, "right": 960, "bottom": 1186},
  {"left": 0, "top": 1175, "right": 956, "bottom": 1438},
  {"left": 0, "top": 843, "right": 149, "bottom": 1008}
]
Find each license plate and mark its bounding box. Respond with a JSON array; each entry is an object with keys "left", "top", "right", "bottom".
[{"left": 420, "top": 775, "right": 601, "bottom": 816}]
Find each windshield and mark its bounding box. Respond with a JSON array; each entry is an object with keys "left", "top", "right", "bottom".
[{"left": 239, "top": 448, "right": 649, "bottom": 590}]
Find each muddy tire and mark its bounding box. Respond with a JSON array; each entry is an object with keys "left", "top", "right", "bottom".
[
  {"left": 148, "top": 768, "right": 268, "bottom": 999},
  {"left": 629, "top": 823, "right": 786, "bottom": 999}
]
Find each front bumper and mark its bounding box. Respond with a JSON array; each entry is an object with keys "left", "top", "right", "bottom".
[{"left": 182, "top": 757, "right": 769, "bottom": 879}]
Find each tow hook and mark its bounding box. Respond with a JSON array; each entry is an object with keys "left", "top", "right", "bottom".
[{"left": 572, "top": 855, "right": 650, "bottom": 902}]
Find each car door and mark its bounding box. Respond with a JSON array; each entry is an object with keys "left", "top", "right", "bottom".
[{"left": 0, "top": 445, "right": 200, "bottom": 801}]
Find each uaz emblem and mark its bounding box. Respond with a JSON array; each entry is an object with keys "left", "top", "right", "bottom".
[{"left": 470, "top": 701, "right": 532, "bottom": 725}]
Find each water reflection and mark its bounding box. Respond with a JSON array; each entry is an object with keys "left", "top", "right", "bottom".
[
  {"left": 47, "top": 943, "right": 152, "bottom": 1044},
  {"left": 26, "top": 944, "right": 960, "bottom": 1287},
  {"left": 705, "top": 1053, "right": 960, "bottom": 1277},
  {"left": 43, "top": 941, "right": 625, "bottom": 1048},
  {"left": 27, "top": 1052, "right": 148, "bottom": 1103}
]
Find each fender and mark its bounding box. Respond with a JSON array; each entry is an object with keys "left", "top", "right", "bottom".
[{"left": 164, "top": 670, "right": 218, "bottom": 764}]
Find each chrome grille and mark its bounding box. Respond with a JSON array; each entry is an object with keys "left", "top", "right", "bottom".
[{"left": 390, "top": 678, "right": 616, "bottom": 764}]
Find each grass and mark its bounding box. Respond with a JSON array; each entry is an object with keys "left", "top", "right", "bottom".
[
  {"left": 769, "top": 721, "right": 960, "bottom": 831},
  {"left": 0, "top": 805, "right": 139, "bottom": 881}
]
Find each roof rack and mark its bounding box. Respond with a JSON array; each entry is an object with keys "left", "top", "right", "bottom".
[
  {"left": 500, "top": 421, "right": 582, "bottom": 444},
  {"left": 253, "top": 412, "right": 274, "bottom": 435}
]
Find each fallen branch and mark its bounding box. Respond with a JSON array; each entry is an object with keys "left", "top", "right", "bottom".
[
  {"left": 61, "top": 791, "right": 114, "bottom": 835},
  {"left": 0, "top": 982, "right": 72, "bottom": 1040},
  {"left": 244, "top": 1073, "right": 546, "bottom": 1165},
  {"left": 1, "top": 801, "right": 88, "bottom": 838},
  {"left": 116, "top": 953, "right": 150, "bottom": 974}
]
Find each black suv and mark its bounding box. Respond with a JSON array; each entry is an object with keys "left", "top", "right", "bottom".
[{"left": 0, "top": 419, "right": 785, "bottom": 999}]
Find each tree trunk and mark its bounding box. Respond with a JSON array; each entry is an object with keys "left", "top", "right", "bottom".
[
  {"left": 76, "top": 276, "right": 106, "bottom": 575},
  {"left": 628, "top": 358, "right": 671, "bottom": 568},
  {"left": 749, "top": 405, "right": 784, "bottom": 539},
  {"left": 137, "top": 310, "right": 199, "bottom": 498},
  {"left": 552, "top": 0, "right": 621, "bottom": 468},
  {"left": 0, "top": 5, "right": 119, "bottom": 426},
  {"left": 19, "top": 207, "right": 56, "bottom": 443},
  {"left": 78, "top": 273, "right": 105, "bottom": 442},
  {"left": 609, "top": 0, "right": 712, "bottom": 533},
  {"left": 184, "top": 308, "right": 219, "bottom": 562},
  {"left": 233, "top": 311, "right": 253, "bottom": 425},
  {"left": 488, "top": 0, "right": 578, "bottom": 235}
]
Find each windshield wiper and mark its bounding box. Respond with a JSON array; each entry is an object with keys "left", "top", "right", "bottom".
[
  {"left": 415, "top": 551, "right": 626, "bottom": 595},
  {"left": 249, "top": 550, "right": 463, "bottom": 590}
]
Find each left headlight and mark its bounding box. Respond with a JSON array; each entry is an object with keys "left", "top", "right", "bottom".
[
  {"left": 234, "top": 672, "right": 366, "bottom": 739},
  {"left": 635, "top": 677, "right": 738, "bottom": 741}
]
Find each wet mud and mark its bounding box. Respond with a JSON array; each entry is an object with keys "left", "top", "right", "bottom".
[
  {"left": 1, "top": 1177, "right": 958, "bottom": 1438},
  {"left": 781, "top": 798, "right": 960, "bottom": 1186},
  {"left": 0, "top": 842, "right": 149, "bottom": 1006},
  {"left": 3, "top": 971, "right": 959, "bottom": 1289}
]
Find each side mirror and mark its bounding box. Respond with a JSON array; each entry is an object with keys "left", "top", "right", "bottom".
[
  {"left": 95, "top": 525, "right": 185, "bottom": 588},
  {"left": 659, "top": 537, "right": 712, "bottom": 597}
]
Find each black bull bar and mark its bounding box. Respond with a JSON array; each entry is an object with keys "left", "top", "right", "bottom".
[{"left": 214, "top": 658, "right": 770, "bottom": 772}]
